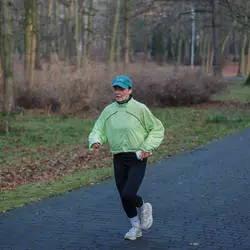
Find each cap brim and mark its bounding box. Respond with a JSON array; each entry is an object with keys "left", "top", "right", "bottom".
[{"left": 112, "top": 82, "right": 128, "bottom": 89}]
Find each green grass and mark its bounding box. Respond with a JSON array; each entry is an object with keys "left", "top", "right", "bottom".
[
  {"left": 212, "top": 81, "right": 250, "bottom": 102},
  {"left": 1, "top": 107, "right": 250, "bottom": 213},
  {"left": 0, "top": 168, "right": 113, "bottom": 213},
  {"left": 0, "top": 116, "right": 94, "bottom": 166}
]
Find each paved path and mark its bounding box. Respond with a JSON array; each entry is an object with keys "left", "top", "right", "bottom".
[{"left": 1, "top": 128, "right": 250, "bottom": 250}]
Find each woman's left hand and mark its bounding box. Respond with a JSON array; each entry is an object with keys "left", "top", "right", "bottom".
[{"left": 141, "top": 151, "right": 152, "bottom": 160}]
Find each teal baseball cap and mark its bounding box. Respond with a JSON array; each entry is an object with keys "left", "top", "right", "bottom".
[{"left": 112, "top": 75, "right": 133, "bottom": 89}]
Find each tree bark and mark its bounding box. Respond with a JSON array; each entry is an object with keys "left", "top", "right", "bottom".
[
  {"left": 75, "top": 0, "right": 81, "bottom": 69},
  {"left": 55, "top": 0, "right": 61, "bottom": 55},
  {"left": 244, "top": 72, "right": 250, "bottom": 85},
  {"left": 202, "top": 34, "right": 208, "bottom": 72},
  {"left": 211, "top": 0, "right": 221, "bottom": 76},
  {"left": 35, "top": 0, "right": 41, "bottom": 69},
  {"left": 177, "top": 36, "right": 183, "bottom": 65},
  {"left": 24, "top": 0, "right": 37, "bottom": 89},
  {"left": 0, "top": 0, "right": 15, "bottom": 113},
  {"left": 206, "top": 38, "right": 213, "bottom": 73},
  {"left": 87, "top": 0, "right": 93, "bottom": 59},
  {"left": 143, "top": 21, "right": 149, "bottom": 64},
  {"left": 124, "top": 0, "right": 131, "bottom": 67},
  {"left": 59, "top": 5, "right": 66, "bottom": 61},
  {"left": 221, "top": 20, "right": 237, "bottom": 55},
  {"left": 109, "top": 0, "right": 121, "bottom": 69},
  {"left": 246, "top": 39, "right": 250, "bottom": 76},
  {"left": 241, "top": 31, "right": 247, "bottom": 75},
  {"left": 237, "top": 32, "right": 247, "bottom": 76},
  {"left": 116, "top": 28, "right": 121, "bottom": 66}
]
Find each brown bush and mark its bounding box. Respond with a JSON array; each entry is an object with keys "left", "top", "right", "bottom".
[
  {"left": 3, "top": 60, "right": 228, "bottom": 115},
  {"left": 15, "top": 60, "right": 113, "bottom": 115},
  {"left": 131, "top": 71, "right": 227, "bottom": 107},
  {"left": 108, "top": 64, "right": 227, "bottom": 107}
]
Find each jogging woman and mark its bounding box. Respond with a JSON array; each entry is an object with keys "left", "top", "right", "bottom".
[{"left": 88, "top": 75, "right": 164, "bottom": 240}]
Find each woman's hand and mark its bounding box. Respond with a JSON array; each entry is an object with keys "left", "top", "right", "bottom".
[
  {"left": 92, "top": 142, "right": 101, "bottom": 150},
  {"left": 141, "top": 151, "right": 152, "bottom": 160}
]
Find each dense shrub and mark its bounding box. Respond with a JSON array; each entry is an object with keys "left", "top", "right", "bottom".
[
  {"left": 1, "top": 60, "right": 228, "bottom": 114},
  {"left": 127, "top": 68, "right": 227, "bottom": 107}
]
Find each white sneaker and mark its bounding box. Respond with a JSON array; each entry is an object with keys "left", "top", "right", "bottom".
[
  {"left": 140, "top": 202, "right": 153, "bottom": 230},
  {"left": 124, "top": 227, "right": 142, "bottom": 240}
]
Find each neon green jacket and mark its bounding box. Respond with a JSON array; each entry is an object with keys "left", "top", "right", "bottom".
[{"left": 88, "top": 98, "right": 164, "bottom": 154}]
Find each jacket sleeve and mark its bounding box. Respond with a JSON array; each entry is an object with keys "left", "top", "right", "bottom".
[
  {"left": 88, "top": 110, "right": 108, "bottom": 150},
  {"left": 139, "top": 105, "right": 165, "bottom": 153}
]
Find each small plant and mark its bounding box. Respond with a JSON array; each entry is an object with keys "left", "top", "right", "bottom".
[
  {"left": 206, "top": 114, "right": 229, "bottom": 123},
  {"left": 206, "top": 114, "right": 248, "bottom": 123}
]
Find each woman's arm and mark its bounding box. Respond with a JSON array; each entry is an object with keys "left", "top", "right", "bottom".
[
  {"left": 88, "top": 111, "right": 108, "bottom": 150},
  {"left": 139, "top": 105, "right": 165, "bottom": 153}
]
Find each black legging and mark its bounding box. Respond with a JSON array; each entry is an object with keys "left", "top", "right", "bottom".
[{"left": 113, "top": 152, "right": 147, "bottom": 218}]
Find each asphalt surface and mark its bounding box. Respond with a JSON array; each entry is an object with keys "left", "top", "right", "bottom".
[{"left": 0, "top": 128, "right": 250, "bottom": 250}]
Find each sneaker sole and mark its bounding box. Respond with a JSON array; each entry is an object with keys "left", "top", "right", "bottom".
[{"left": 124, "top": 232, "right": 142, "bottom": 241}]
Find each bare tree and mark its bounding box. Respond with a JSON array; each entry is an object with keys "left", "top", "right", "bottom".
[
  {"left": 24, "top": 0, "right": 37, "bottom": 88},
  {"left": 124, "top": 0, "right": 132, "bottom": 66},
  {"left": 109, "top": 0, "right": 121, "bottom": 69},
  {"left": 0, "top": 0, "right": 15, "bottom": 113}
]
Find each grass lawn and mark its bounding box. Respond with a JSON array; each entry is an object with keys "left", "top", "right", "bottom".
[
  {"left": 1, "top": 82, "right": 250, "bottom": 213},
  {"left": 212, "top": 80, "right": 250, "bottom": 102}
]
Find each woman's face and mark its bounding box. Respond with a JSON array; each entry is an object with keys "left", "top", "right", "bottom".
[{"left": 113, "top": 86, "right": 132, "bottom": 102}]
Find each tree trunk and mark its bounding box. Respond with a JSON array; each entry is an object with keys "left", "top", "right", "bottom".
[
  {"left": 24, "top": 0, "right": 37, "bottom": 89},
  {"left": 83, "top": 6, "right": 87, "bottom": 65},
  {"left": 0, "top": 0, "right": 15, "bottom": 113},
  {"left": 59, "top": 5, "right": 66, "bottom": 61},
  {"left": 177, "top": 36, "right": 183, "bottom": 65},
  {"left": 246, "top": 40, "right": 250, "bottom": 77},
  {"left": 116, "top": 28, "right": 121, "bottom": 66},
  {"left": 109, "top": 0, "right": 121, "bottom": 70},
  {"left": 70, "top": 1, "right": 76, "bottom": 62},
  {"left": 206, "top": 39, "right": 212, "bottom": 73},
  {"left": 47, "top": 0, "right": 53, "bottom": 59},
  {"left": 237, "top": 32, "right": 247, "bottom": 76},
  {"left": 233, "top": 31, "right": 238, "bottom": 61},
  {"left": 124, "top": 0, "right": 131, "bottom": 67},
  {"left": 87, "top": 0, "right": 93, "bottom": 59},
  {"left": 241, "top": 32, "right": 248, "bottom": 75},
  {"left": 64, "top": 7, "right": 70, "bottom": 64},
  {"left": 75, "top": 0, "right": 81, "bottom": 69},
  {"left": 24, "top": 0, "right": 32, "bottom": 74},
  {"left": 221, "top": 20, "right": 237, "bottom": 55},
  {"left": 0, "top": 62, "right": 2, "bottom": 83},
  {"left": 202, "top": 34, "right": 208, "bottom": 71},
  {"left": 143, "top": 26, "right": 149, "bottom": 64},
  {"left": 55, "top": 0, "right": 61, "bottom": 55},
  {"left": 81, "top": 4, "right": 86, "bottom": 66},
  {"left": 211, "top": 0, "right": 221, "bottom": 76},
  {"left": 35, "top": 0, "right": 41, "bottom": 69},
  {"left": 244, "top": 72, "right": 250, "bottom": 85}
]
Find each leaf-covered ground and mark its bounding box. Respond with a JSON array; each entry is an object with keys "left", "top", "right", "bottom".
[{"left": 1, "top": 102, "right": 250, "bottom": 191}]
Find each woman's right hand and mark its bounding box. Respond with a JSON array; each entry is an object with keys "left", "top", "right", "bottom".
[{"left": 92, "top": 142, "right": 101, "bottom": 150}]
